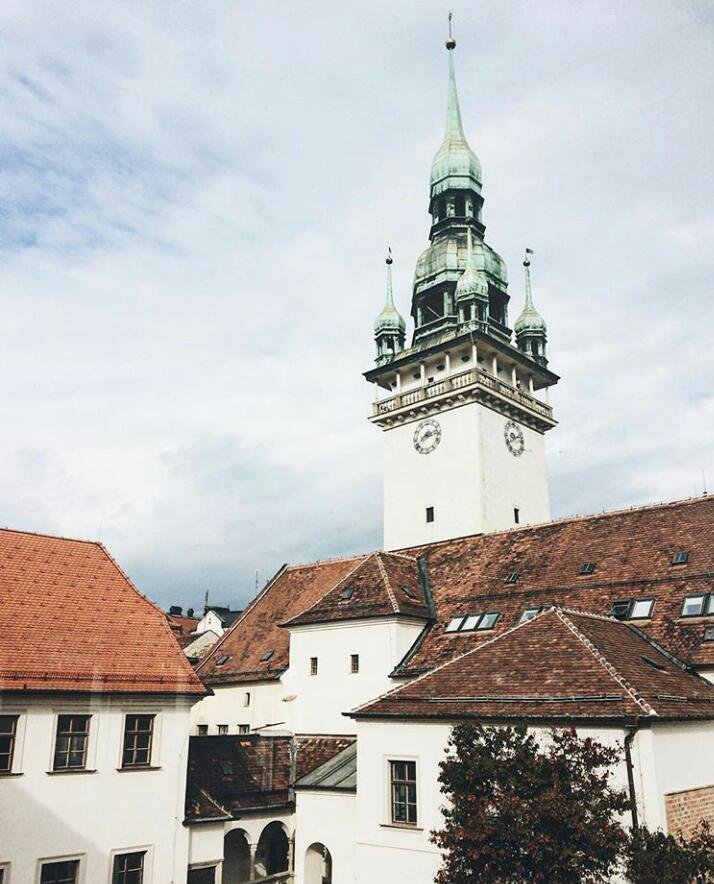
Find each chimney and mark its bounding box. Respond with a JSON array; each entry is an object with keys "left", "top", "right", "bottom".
[
  {"left": 187, "top": 607, "right": 195, "bottom": 618},
  {"left": 169, "top": 605, "right": 183, "bottom": 616}
]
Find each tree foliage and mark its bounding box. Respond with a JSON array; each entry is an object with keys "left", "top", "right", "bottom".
[
  {"left": 625, "top": 821, "right": 714, "bottom": 884},
  {"left": 431, "top": 722, "right": 630, "bottom": 883}
]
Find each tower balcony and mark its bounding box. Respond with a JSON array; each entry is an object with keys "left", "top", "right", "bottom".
[{"left": 369, "top": 365, "right": 555, "bottom": 433}]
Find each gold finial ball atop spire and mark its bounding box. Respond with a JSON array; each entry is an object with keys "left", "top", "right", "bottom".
[
  {"left": 446, "top": 10, "right": 456, "bottom": 49},
  {"left": 523, "top": 247, "right": 534, "bottom": 268},
  {"left": 386, "top": 247, "right": 393, "bottom": 266}
]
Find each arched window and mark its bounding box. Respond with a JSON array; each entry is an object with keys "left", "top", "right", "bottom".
[{"left": 305, "top": 843, "right": 332, "bottom": 884}]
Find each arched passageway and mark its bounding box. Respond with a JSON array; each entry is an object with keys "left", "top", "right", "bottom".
[
  {"left": 255, "top": 821, "right": 290, "bottom": 878},
  {"left": 305, "top": 842, "right": 332, "bottom": 884},
  {"left": 223, "top": 828, "right": 251, "bottom": 883}
]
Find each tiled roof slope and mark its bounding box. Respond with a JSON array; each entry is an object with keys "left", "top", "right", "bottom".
[
  {"left": 197, "top": 557, "right": 366, "bottom": 684},
  {"left": 284, "top": 552, "right": 430, "bottom": 627},
  {"left": 352, "top": 608, "right": 714, "bottom": 722},
  {"left": 0, "top": 529, "right": 206, "bottom": 696},
  {"left": 295, "top": 742, "right": 357, "bottom": 791},
  {"left": 396, "top": 496, "right": 714, "bottom": 675},
  {"left": 185, "top": 734, "right": 354, "bottom": 822}
]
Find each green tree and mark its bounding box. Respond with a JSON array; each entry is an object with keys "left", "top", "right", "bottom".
[
  {"left": 625, "top": 821, "right": 714, "bottom": 883},
  {"left": 431, "top": 722, "right": 630, "bottom": 883}
]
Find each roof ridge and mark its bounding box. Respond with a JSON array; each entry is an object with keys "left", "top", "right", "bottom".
[
  {"left": 0, "top": 525, "right": 103, "bottom": 546},
  {"left": 554, "top": 609, "right": 657, "bottom": 717},
  {"left": 284, "top": 553, "right": 368, "bottom": 571},
  {"left": 351, "top": 605, "right": 554, "bottom": 715},
  {"left": 392, "top": 493, "right": 713, "bottom": 553},
  {"left": 280, "top": 555, "right": 372, "bottom": 627},
  {"left": 375, "top": 552, "right": 400, "bottom": 614}
]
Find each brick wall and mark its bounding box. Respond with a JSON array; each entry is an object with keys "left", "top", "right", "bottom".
[{"left": 665, "top": 784, "right": 714, "bottom": 839}]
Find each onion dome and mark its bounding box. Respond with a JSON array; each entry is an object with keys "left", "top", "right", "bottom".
[
  {"left": 514, "top": 250, "right": 546, "bottom": 336},
  {"left": 455, "top": 227, "right": 488, "bottom": 302},
  {"left": 430, "top": 37, "right": 482, "bottom": 199},
  {"left": 375, "top": 250, "right": 406, "bottom": 336}
]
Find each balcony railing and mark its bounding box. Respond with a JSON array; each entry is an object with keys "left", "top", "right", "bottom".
[{"left": 372, "top": 368, "right": 552, "bottom": 420}]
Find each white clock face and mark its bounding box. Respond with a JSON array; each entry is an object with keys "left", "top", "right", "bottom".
[
  {"left": 413, "top": 418, "right": 442, "bottom": 454},
  {"left": 504, "top": 420, "right": 525, "bottom": 457}
]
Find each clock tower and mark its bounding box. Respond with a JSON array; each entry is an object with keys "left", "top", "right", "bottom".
[{"left": 365, "top": 28, "right": 559, "bottom": 551}]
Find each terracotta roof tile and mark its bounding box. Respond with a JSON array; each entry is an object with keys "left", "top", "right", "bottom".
[
  {"left": 0, "top": 528, "right": 206, "bottom": 696},
  {"left": 197, "top": 557, "right": 365, "bottom": 684},
  {"left": 352, "top": 607, "right": 714, "bottom": 721},
  {"left": 284, "top": 552, "right": 430, "bottom": 627}
]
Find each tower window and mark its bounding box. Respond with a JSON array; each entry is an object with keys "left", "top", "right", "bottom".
[
  {"left": 351, "top": 654, "right": 360, "bottom": 673},
  {"left": 454, "top": 195, "right": 465, "bottom": 216},
  {"left": 426, "top": 506, "right": 434, "bottom": 523},
  {"left": 310, "top": 656, "right": 318, "bottom": 676},
  {"left": 513, "top": 508, "right": 520, "bottom": 524}
]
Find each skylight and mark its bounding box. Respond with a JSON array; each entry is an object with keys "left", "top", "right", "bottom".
[
  {"left": 704, "top": 627, "right": 714, "bottom": 643},
  {"left": 609, "top": 600, "right": 632, "bottom": 621},
  {"left": 504, "top": 572, "right": 520, "bottom": 584},
  {"left": 682, "top": 595, "right": 707, "bottom": 617},
  {"left": 609, "top": 598, "right": 654, "bottom": 621},
  {"left": 260, "top": 650, "right": 274, "bottom": 662},
  {"left": 215, "top": 654, "right": 230, "bottom": 666},
  {"left": 671, "top": 550, "right": 690, "bottom": 565},
  {"left": 445, "top": 617, "right": 465, "bottom": 632},
  {"left": 519, "top": 607, "right": 542, "bottom": 624},
  {"left": 579, "top": 562, "right": 596, "bottom": 575},
  {"left": 401, "top": 586, "right": 417, "bottom": 599},
  {"left": 446, "top": 613, "right": 500, "bottom": 633},
  {"left": 341, "top": 586, "right": 356, "bottom": 600}
]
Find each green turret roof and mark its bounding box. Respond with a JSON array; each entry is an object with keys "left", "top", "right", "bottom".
[
  {"left": 375, "top": 251, "right": 406, "bottom": 335},
  {"left": 454, "top": 227, "right": 488, "bottom": 302},
  {"left": 514, "top": 250, "right": 546, "bottom": 335},
  {"left": 430, "top": 39, "right": 482, "bottom": 198}
]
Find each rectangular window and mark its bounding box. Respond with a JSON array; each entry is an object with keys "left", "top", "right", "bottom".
[
  {"left": 0, "top": 715, "right": 18, "bottom": 773},
  {"left": 520, "top": 607, "right": 542, "bottom": 624},
  {"left": 243, "top": 692, "right": 251, "bottom": 707},
  {"left": 40, "top": 861, "right": 80, "bottom": 884},
  {"left": 682, "top": 595, "right": 706, "bottom": 617},
  {"left": 461, "top": 614, "right": 481, "bottom": 631},
  {"left": 197, "top": 725, "right": 208, "bottom": 736},
  {"left": 310, "top": 657, "right": 318, "bottom": 676},
  {"left": 121, "top": 714, "right": 154, "bottom": 768},
  {"left": 53, "top": 715, "right": 90, "bottom": 771},
  {"left": 478, "top": 612, "right": 500, "bottom": 630},
  {"left": 238, "top": 724, "right": 250, "bottom": 734},
  {"left": 671, "top": 550, "right": 690, "bottom": 565},
  {"left": 351, "top": 654, "right": 359, "bottom": 674},
  {"left": 579, "top": 562, "right": 596, "bottom": 575},
  {"left": 425, "top": 506, "right": 434, "bottom": 523},
  {"left": 513, "top": 507, "right": 520, "bottom": 524},
  {"left": 188, "top": 868, "right": 216, "bottom": 884},
  {"left": 217, "top": 724, "right": 228, "bottom": 735},
  {"left": 390, "top": 760, "right": 417, "bottom": 825},
  {"left": 445, "top": 616, "right": 465, "bottom": 632},
  {"left": 112, "top": 851, "right": 145, "bottom": 884},
  {"left": 609, "top": 600, "right": 632, "bottom": 621},
  {"left": 630, "top": 598, "right": 655, "bottom": 619}
]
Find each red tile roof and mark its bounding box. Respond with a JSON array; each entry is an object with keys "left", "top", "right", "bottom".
[
  {"left": 185, "top": 734, "right": 355, "bottom": 822},
  {"left": 352, "top": 608, "right": 714, "bottom": 722},
  {"left": 0, "top": 528, "right": 206, "bottom": 696},
  {"left": 284, "top": 552, "right": 430, "bottom": 627},
  {"left": 168, "top": 614, "right": 200, "bottom": 638},
  {"left": 197, "top": 557, "right": 366, "bottom": 684}
]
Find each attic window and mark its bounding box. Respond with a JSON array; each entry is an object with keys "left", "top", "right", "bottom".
[
  {"left": 579, "top": 562, "right": 597, "bottom": 575},
  {"left": 609, "top": 600, "right": 632, "bottom": 621},
  {"left": 681, "top": 595, "right": 713, "bottom": 618},
  {"left": 215, "top": 654, "right": 230, "bottom": 666},
  {"left": 671, "top": 550, "right": 690, "bottom": 565},
  {"left": 609, "top": 598, "right": 655, "bottom": 621},
  {"left": 447, "top": 613, "right": 500, "bottom": 633},
  {"left": 519, "top": 607, "right": 543, "bottom": 624},
  {"left": 642, "top": 655, "right": 667, "bottom": 673},
  {"left": 341, "top": 586, "right": 356, "bottom": 600},
  {"left": 260, "top": 650, "right": 274, "bottom": 662},
  {"left": 504, "top": 572, "right": 520, "bottom": 584}
]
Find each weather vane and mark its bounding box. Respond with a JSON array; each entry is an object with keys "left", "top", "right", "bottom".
[
  {"left": 446, "top": 11, "right": 456, "bottom": 50},
  {"left": 524, "top": 247, "right": 534, "bottom": 267}
]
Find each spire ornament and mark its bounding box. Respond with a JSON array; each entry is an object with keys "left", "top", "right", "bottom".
[
  {"left": 374, "top": 247, "right": 406, "bottom": 365},
  {"left": 515, "top": 248, "right": 548, "bottom": 366}
]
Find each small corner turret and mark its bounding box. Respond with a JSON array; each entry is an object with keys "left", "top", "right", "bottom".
[
  {"left": 374, "top": 248, "right": 406, "bottom": 366},
  {"left": 514, "top": 249, "right": 548, "bottom": 367}
]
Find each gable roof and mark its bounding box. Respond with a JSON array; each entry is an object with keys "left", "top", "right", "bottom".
[
  {"left": 0, "top": 528, "right": 206, "bottom": 696},
  {"left": 284, "top": 551, "right": 430, "bottom": 627},
  {"left": 197, "top": 556, "right": 366, "bottom": 684},
  {"left": 395, "top": 495, "right": 714, "bottom": 676},
  {"left": 352, "top": 607, "right": 714, "bottom": 722}
]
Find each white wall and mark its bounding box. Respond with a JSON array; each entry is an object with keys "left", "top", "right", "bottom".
[
  {"left": 281, "top": 619, "right": 426, "bottom": 735},
  {"left": 191, "top": 681, "right": 285, "bottom": 734},
  {"left": 382, "top": 399, "right": 550, "bottom": 550},
  {"left": 0, "top": 692, "right": 195, "bottom": 884},
  {"left": 294, "top": 791, "right": 355, "bottom": 884}
]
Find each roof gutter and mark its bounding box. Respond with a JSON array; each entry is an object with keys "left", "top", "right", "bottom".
[{"left": 624, "top": 725, "right": 639, "bottom": 834}]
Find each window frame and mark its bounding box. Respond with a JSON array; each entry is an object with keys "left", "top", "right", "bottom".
[
  {"left": 108, "top": 847, "right": 152, "bottom": 884},
  {"left": 671, "top": 550, "right": 690, "bottom": 566},
  {"left": 0, "top": 714, "right": 20, "bottom": 775},
  {"left": 350, "top": 654, "right": 360, "bottom": 674},
  {"left": 629, "top": 598, "right": 655, "bottom": 620},
  {"left": 681, "top": 594, "right": 711, "bottom": 618},
  {"left": 425, "top": 506, "right": 435, "bottom": 524},
  {"left": 36, "top": 855, "right": 83, "bottom": 884},
  {"left": 309, "top": 657, "right": 318, "bottom": 676},
  {"left": 52, "top": 714, "right": 91, "bottom": 772},
  {"left": 196, "top": 725, "right": 208, "bottom": 736},
  {"left": 445, "top": 613, "right": 500, "bottom": 633},
  {"left": 504, "top": 571, "right": 520, "bottom": 584},
  {"left": 579, "top": 562, "right": 597, "bottom": 575},
  {"left": 387, "top": 758, "right": 418, "bottom": 827},
  {"left": 110, "top": 850, "right": 146, "bottom": 884},
  {"left": 519, "top": 606, "right": 543, "bottom": 624},
  {"left": 243, "top": 692, "right": 251, "bottom": 707},
  {"left": 120, "top": 713, "right": 157, "bottom": 770},
  {"left": 217, "top": 724, "right": 228, "bottom": 735},
  {"left": 238, "top": 724, "right": 250, "bottom": 735}
]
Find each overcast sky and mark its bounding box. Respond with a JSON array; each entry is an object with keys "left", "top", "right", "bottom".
[{"left": 0, "top": 1, "right": 712, "bottom": 611}]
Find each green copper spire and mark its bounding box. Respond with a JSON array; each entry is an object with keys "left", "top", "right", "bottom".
[
  {"left": 374, "top": 248, "right": 405, "bottom": 364},
  {"left": 430, "top": 19, "right": 482, "bottom": 199},
  {"left": 515, "top": 248, "right": 548, "bottom": 365}
]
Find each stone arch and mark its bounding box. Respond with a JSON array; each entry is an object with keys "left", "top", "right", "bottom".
[
  {"left": 255, "top": 820, "right": 290, "bottom": 878},
  {"left": 223, "top": 828, "right": 251, "bottom": 883},
  {"left": 304, "top": 842, "right": 332, "bottom": 884}
]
